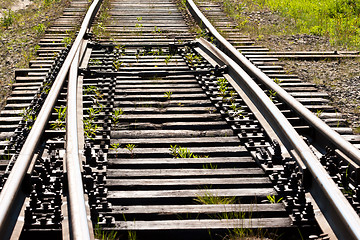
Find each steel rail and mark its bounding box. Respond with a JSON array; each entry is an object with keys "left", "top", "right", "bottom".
[
  {"left": 66, "top": 46, "right": 91, "bottom": 240},
  {"left": 195, "top": 37, "right": 360, "bottom": 240},
  {"left": 184, "top": 0, "right": 360, "bottom": 238},
  {"left": 185, "top": 0, "right": 360, "bottom": 165},
  {"left": 0, "top": 0, "right": 102, "bottom": 238}
]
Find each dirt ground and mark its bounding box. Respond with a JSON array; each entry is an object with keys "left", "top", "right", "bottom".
[{"left": 0, "top": 0, "right": 32, "bottom": 18}]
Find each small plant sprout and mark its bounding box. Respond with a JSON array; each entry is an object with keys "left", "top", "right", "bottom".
[
  {"left": 110, "top": 143, "right": 120, "bottom": 150},
  {"left": 217, "top": 78, "right": 229, "bottom": 99},
  {"left": 203, "top": 163, "right": 217, "bottom": 169},
  {"left": 267, "top": 195, "right": 283, "bottom": 204},
  {"left": 61, "top": 37, "right": 72, "bottom": 47},
  {"left": 84, "top": 85, "right": 104, "bottom": 101},
  {"left": 110, "top": 143, "right": 121, "bottom": 158},
  {"left": 20, "top": 107, "right": 36, "bottom": 122},
  {"left": 135, "top": 22, "right": 143, "bottom": 35},
  {"left": 87, "top": 107, "right": 101, "bottom": 120},
  {"left": 315, "top": 109, "right": 324, "bottom": 118},
  {"left": 1, "top": 10, "right": 16, "bottom": 29},
  {"left": 268, "top": 89, "right": 277, "bottom": 101},
  {"left": 228, "top": 90, "right": 237, "bottom": 103},
  {"left": 83, "top": 119, "right": 98, "bottom": 140},
  {"left": 164, "top": 55, "right": 172, "bottom": 65},
  {"left": 169, "top": 145, "right": 205, "bottom": 158},
  {"left": 84, "top": 86, "right": 104, "bottom": 103},
  {"left": 185, "top": 53, "right": 201, "bottom": 67},
  {"left": 153, "top": 25, "right": 161, "bottom": 33},
  {"left": 113, "top": 59, "right": 123, "bottom": 71},
  {"left": 94, "top": 219, "right": 118, "bottom": 240},
  {"left": 128, "top": 230, "right": 137, "bottom": 240},
  {"left": 125, "top": 144, "right": 137, "bottom": 158},
  {"left": 273, "top": 78, "right": 282, "bottom": 85},
  {"left": 51, "top": 106, "right": 67, "bottom": 130},
  {"left": 115, "top": 44, "right": 126, "bottom": 53},
  {"left": 229, "top": 103, "right": 243, "bottom": 118},
  {"left": 164, "top": 91, "right": 173, "bottom": 100},
  {"left": 195, "top": 191, "right": 236, "bottom": 205},
  {"left": 111, "top": 108, "right": 124, "bottom": 127}
]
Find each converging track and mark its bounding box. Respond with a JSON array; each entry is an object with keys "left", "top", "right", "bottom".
[{"left": 0, "top": 0, "right": 360, "bottom": 239}]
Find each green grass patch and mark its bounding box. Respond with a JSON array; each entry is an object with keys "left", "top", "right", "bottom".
[
  {"left": 258, "top": 0, "right": 360, "bottom": 48},
  {"left": 209, "top": 0, "right": 360, "bottom": 49}
]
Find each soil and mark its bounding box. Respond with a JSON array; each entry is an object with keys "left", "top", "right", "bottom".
[{"left": 0, "top": 0, "right": 32, "bottom": 18}]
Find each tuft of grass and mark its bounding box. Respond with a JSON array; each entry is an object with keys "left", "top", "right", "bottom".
[
  {"left": 61, "top": 36, "right": 72, "bottom": 47},
  {"left": 111, "top": 108, "right": 124, "bottom": 127},
  {"left": 128, "top": 230, "right": 136, "bottom": 240},
  {"left": 315, "top": 109, "right": 324, "bottom": 118},
  {"left": 195, "top": 191, "right": 237, "bottom": 205},
  {"left": 125, "top": 144, "right": 136, "bottom": 158},
  {"left": 33, "top": 23, "right": 46, "bottom": 33},
  {"left": 203, "top": 163, "right": 217, "bottom": 169},
  {"left": 267, "top": 195, "right": 283, "bottom": 204},
  {"left": 51, "top": 106, "right": 67, "bottom": 130},
  {"left": 164, "top": 91, "right": 173, "bottom": 100},
  {"left": 212, "top": 0, "right": 360, "bottom": 49},
  {"left": 169, "top": 145, "right": 207, "bottom": 158},
  {"left": 1, "top": 10, "right": 16, "bottom": 29},
  {"left": 20, "top": 107, "right": 36, "bottom": 122},
  {"left": 94, "top": 222, "right": 118, "bottom": 240},
  {"left": 83, "top": 119, "right": 98, "bottom": 140}
]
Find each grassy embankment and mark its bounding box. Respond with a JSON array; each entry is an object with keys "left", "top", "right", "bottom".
[
  {"left": 261, "top": 0, "right": 360, "bottom": 49},
  {"left": 211, "top": 0, "right": 360, "bottom": 49},
  {"left": 0, "top": 0, "right": 71, "bottom": 108}
]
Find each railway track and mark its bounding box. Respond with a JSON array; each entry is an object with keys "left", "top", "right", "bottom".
[{"left": 0, "top": 0, "right": 360, "bottom": 239}]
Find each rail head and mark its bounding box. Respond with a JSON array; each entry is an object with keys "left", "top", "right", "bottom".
[{"left": 0, "top": 0, "right": 102, "bottom": 239}]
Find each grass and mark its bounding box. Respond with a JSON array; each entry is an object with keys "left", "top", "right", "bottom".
[
  {"left": 94, "top": 222, "right": 118, "bottom": 240},
  {"left": 169, "top": 145, "right": 208, "bottom": 158},
  {"left": 51, "top": 106, "right": 67, "bottom": 130},
  {"left": 258, "top": 0, "right": 360, "bottom": 48},
  {"left": 267, "top": 195, "right": 283, "bottom": 204},
  {"left": 195, "top": 191, "right": 236, "bottom": 205},
  {"left": 111, "top": 108, "right": 124, "bottom": 127},
  {"left": 125, "top": 143, "right": 136, "bottom": 158},
  {"left": 209, "top": 0, "right": 360, "bottom": 49},
  {"left": 195, "top": 190, "right": 281, "bottom": 239},
  {"left": 164, "top": 91, "right": 173, "bottom": 100},
  {"left": 19, "top": 107, "right": 36, "bottom": 122},
  {"left": 1, "top": 10, "right": 16, "bottom": 29},
  {"left": 83, "top": 85, "right": 104, "bottom": 140},
  {"left": 92, "top": 0, "right": 111, "bottom": 39},
  {"left": 51, "top": 107, "right": 66, "bottom": 130},
  {"left": 113, "top": 59, "right": 123, "bottom": 71},
  {"left": 83, "top": 118, "right": 99, "bottom": 140}
]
